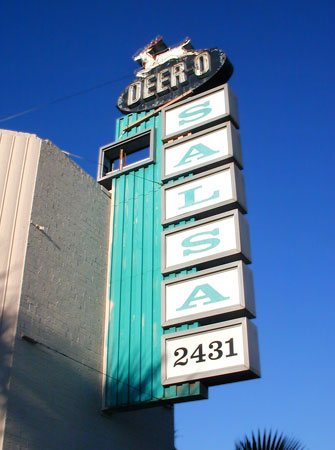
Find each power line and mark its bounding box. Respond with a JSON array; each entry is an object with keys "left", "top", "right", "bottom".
[
  {"left": 61, "top": 152, "right": 164, "bottom": 201},
  {"left": 21, "top": 334, "right": 168, "bottom": 404},
  {"left": 0, "top": 75, "right": 132, "bottom": 123}
]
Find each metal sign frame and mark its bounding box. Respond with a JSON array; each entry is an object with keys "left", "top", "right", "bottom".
[
  {"left": 161, "top": 84, "right": 239, "bottom": 142},
  {"left": 161, "top": 163, "right": 247, "bottom": 225},
  {"left": 161, "top": 121, "right": 242, "bottom": 182},
  {"left": 161, "top": 317, "right": 260, "bottom": 386},
  {"left": 97, "top": 127, "right": 155, "bottom": 189},
  {"left": 161, "top": 209, "right": 252, "bottom": 275},
  {"left": 161, "top": 261, "right": 256, "bottom": 327}
]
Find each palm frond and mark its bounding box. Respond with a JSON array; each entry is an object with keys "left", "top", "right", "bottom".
[{"left": 235, "top": 429, "right": 305, "bottom": 450}]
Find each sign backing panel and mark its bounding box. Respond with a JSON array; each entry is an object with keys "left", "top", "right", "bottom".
[{"left": 103, "top": 111, "right": 208, "bottom": 411}]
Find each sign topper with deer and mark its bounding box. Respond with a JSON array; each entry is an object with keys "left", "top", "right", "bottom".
[{"left": 117, "top": 37, "right": 233, "bottom": 113}]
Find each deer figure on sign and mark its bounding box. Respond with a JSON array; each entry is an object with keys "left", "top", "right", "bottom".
[{"left": 133, "top": 37, "right": 199, "bottom": 78}]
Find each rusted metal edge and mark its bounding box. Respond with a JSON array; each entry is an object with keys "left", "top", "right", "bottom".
[{"left": 119, "top": 89, "right": 194, "bottom": 137}]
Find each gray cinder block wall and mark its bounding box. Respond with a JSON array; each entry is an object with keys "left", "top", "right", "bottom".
[{"left": 0, "top": 130, "right": 174, "bottom": 450}]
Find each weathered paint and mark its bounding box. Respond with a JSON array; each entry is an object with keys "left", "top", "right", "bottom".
[
  {"left": 105, "top": 112, "right": 207, "bottom": 409},
  {"left": 0, "top": 130, "right": 42, "bottom": 447}
]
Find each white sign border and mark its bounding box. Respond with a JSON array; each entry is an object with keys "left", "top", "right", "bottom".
[
  {"left": 161, "top": 121, "right": 243, "bottom": 182},
  {"left": 161, "top": 261, "right": 255, "bottom": 327},
  {"left": 161, "top": 209, "right": 251, "bottom": 275},
  {"left": 161, "top": 317, "right": 260, "bottom": 386},
  {"left": 161, "top": 84, "right": 239, "bottom": 142},
  {"left": 161, "top": 163, "right": 247, "bottom": 225}
]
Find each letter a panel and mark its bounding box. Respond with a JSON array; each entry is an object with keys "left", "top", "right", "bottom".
[
  {"left": 161, "top": 261, "right": 256, "bottom": 327},
  {"left": 161, "top": 121, "right": 242, "bottom": 181}
]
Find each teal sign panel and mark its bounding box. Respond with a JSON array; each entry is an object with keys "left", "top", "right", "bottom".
[{"left": 104, "top": 111, "right": 207, "bottom": 410}]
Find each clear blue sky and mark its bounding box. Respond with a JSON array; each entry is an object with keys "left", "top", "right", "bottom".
[{"left": 2, "top": 1, "right": 334, "bottom": 449}]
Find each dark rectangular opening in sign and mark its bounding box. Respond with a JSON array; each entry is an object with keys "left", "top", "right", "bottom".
[{"left": 98, "top": 128, "right": 155, "bottom": 189}]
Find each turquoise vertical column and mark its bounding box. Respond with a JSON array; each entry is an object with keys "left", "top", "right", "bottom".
[{"left": 105, "top": 111, "right": 207, "bottom": 409}]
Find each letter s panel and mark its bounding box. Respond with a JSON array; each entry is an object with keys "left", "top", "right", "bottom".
[
  {"left": 161, "top": 210, "right": 251, "bottom": 275},
  {"left": 161, "top": 84, "right": 239, "bottom": 141}
]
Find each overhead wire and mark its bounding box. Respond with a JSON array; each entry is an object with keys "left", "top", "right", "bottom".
[
  {"left": 1, "top": 72, "right": 167, "bottom": 201},
  {"left": 21, "top": 334, "right": 171, "bottom": 405},
  {"left": 60, "top": 151, "right": 164, "bottom": 207},
  {"left": 0, "top": 74, "right": 133, "bottom": 123},
  {"left": 63, "top": 151, "right": 163, "bottom": 187}
]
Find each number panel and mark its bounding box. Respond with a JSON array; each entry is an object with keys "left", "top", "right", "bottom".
[
  {"left": 165, "top": 323, "right": 244, "bottom": 381},
  {"left": 162, "top": 318, "right": 260, "bottom": 386}
]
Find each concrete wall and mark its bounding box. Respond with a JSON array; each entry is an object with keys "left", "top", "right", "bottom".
[{"left": 0, "top": 132, "right": 174, "bottom": 449}]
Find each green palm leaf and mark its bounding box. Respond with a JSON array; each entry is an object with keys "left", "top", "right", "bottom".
[{"left": 235, "top": 429, "right": 305, "bottom": 450}]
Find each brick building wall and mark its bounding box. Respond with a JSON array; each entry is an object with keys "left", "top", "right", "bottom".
[{"left": 0, "top": 131, "right": 174, "bottom": 449}]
